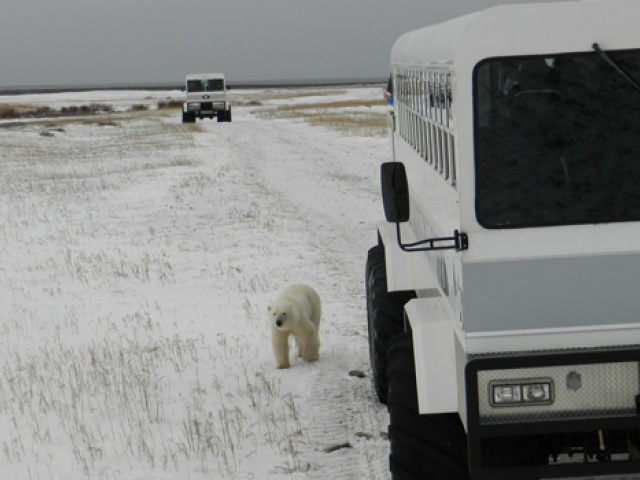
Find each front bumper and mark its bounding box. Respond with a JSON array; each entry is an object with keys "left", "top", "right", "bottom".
[
  {"left": 466, "top": 347, "right": 640, "bottom": 479},
  {"left": 185, "top": 101, "right": 226, "bottom": 112}
]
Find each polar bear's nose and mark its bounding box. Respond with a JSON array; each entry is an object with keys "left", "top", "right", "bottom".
[{"left": 276, "top": 320, "right": 283, "bottom": 328}]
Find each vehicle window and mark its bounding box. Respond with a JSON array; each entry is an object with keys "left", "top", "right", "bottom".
[
  {"left": 207, "top": 79, "right": 224, "bottom": 91},
  {"left": 187, "top": 80, "right": 203, "bottom": 92},
  {"left": 474, "top": 50, "right": 640, "bottom": 228},
  {"left": 187, "top": 79, "right": 224, "bottom": 93}
]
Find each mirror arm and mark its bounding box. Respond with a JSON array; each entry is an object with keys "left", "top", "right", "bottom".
[{"left": 396, "top": 224, "right": 468, "bottom": 252}]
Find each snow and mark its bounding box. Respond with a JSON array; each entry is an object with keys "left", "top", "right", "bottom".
[
  {"left": 0, "top": 89, "right": 183, "bottom": 115},
  {"left": 0, "top": 86, "right": 392, "bottom": 479},
  {"left": 1, "top": 84, "right": 638, "bottom": 480}
]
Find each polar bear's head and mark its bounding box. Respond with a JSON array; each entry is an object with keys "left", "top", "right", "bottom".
[{"left": 268, "top": 302, "right": 294, "bottom": 330}]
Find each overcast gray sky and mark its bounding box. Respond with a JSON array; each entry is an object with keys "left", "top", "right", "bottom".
[{"left": 1, "top": 0, "right": 561, "bottom": 88}]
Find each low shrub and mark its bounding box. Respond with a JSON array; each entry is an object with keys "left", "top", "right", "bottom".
[{"left": 158, "top": 100, "right": 183, "bottom": 110}]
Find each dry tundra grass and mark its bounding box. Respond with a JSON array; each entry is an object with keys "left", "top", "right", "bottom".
[
  {"left": 1, "top": 87, "right": 388, "bottom": 137},
  {"left": 0, "top": 108, "right": 307, "bottom": 478},
  {"left": 240, "top": 90, "right": 388, "bottom": 137},
  {"left": 0, "top": 100, "right": 181, "bottom": 121},
  {"left": 0, "top": 86, "right": 388, "bottom": 479}
]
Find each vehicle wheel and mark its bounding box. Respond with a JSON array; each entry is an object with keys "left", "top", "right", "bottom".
[
  {"left": 219, "top": 109, "right": 232, "bottom": 122},
  {"left": 182, "top": 111, "right": 195, "bottom": 123},
  {"left": 387, "top": 332, "right": 470, "bottom": 480},
  {"left": 365, "top": 244, "right": 415, "bottom": 404}
]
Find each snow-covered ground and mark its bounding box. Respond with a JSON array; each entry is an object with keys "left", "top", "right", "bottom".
[
  {"left": 0, "top": 86, "right": 392, "bottom": 479},
  {"left": 2, "top": 86, "right": 630, "bottom": 480}
]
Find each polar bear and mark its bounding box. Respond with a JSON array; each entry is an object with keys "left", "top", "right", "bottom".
[{"left": 268, "top": 284, "right": 321, "bottom": 369}]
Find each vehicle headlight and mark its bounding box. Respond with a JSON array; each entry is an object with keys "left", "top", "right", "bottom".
[
  {"left": 187, "top": 102, "right": 200, "bottom": 111},
  {"left": 490, "top": 379, "right": 553, "bottom": 407}
]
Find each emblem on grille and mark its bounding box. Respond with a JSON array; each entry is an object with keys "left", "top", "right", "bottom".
[{"left": 566, "top": 371, "right": 582, "bottom": 391}]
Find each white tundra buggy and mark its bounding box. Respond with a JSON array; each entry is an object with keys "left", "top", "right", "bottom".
[
  {"left": 366, "top": 1, "right": 640, "bottom": 479},
  {"left": 182, "top": 73, "right": 231, "bottom": 123}
]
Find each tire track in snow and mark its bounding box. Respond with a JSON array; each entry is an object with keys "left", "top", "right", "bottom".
[
  {"left": 298, "top": 351, "right": 390, "bottom": 479},
  {"left": 204, "top": 114, "right": 391, "bottom": 479}
]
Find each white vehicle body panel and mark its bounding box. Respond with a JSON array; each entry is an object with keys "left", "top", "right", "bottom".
[
  {"left": 383, "top": 0, "right": 640, "bottom": 416},
  {"left": 183, "top": 73, "right": 229, "bottom": 115},
  {"left": 406, "top": 298, "right": 458, "bottom": 413}
]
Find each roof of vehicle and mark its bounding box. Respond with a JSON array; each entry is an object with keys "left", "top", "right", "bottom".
[
  {"left": 391, "top": 0, "right": 640, "bottom": 71},
  {"left": 186, "top": 73, "right": 225, "bottom": 80}
]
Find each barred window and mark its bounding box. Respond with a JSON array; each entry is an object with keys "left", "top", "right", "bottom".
[{"left": 394, "top": 68, "right": 457, "bottom": 187}]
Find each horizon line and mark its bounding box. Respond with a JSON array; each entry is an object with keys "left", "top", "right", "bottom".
[{"left": 0, "top": 76, "right": 387, "bottom": 95}]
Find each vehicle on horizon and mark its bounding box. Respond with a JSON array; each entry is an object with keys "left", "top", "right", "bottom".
[
  {"left": 182, "top": 73, "right": 231, "bottom": 123},
  {"left": 366, "top": 1, "right": 640, "bottom": 479}
]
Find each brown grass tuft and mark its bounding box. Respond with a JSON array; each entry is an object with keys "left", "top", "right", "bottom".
[
  {"left": 253, "top": 93, "right": 388, "bottom": 137},
  {"left": 158, "top": 100, "right": 184, "bottom": 110}
]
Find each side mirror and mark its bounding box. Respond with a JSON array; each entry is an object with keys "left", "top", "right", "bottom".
[
  {"left": 381, "top": 162, "right": 410, "bottom": 223},
  {"left": 381, "top": 162, "right": 468, "bottom": 252}
]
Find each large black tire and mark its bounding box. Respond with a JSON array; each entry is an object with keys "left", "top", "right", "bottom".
[
  {"left": 387, "top": 333, "right": 544, "bottom": 480},
  {"left": 182, "top": 111, "right": 196, "bottom": 123},
  {"left": 217, "top": 108, "right": 232, "bottom": 122},
  {"left": 365, "top": 244, "right": 415, "bottom": 404},
  {"left": 387, "top": 332, "right": 471, "bottom": 480}
]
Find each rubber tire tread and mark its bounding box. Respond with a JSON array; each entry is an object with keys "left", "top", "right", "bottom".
[
  {"left": 366, "top": 245, "right": 415, "bottom": 404},
  {"left": 387, "top": 332, "right": 470, "bottom": 480},
  {"left": 182, "top": 111, "right": 196, "bottom": 123}
]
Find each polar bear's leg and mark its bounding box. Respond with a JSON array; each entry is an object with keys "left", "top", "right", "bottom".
[
  {"left": 294, "top": 336, "right": 304, "bottom": 358},
  {"left": 308, "top": 289, "right": 322, "bottom": 331},
  {"left": 297, "top": 320, "right": 320, "bottom": 362},
  {"left": 271, "top": 327, "right": 291, "bottom": 369},
  {"left": 302, "top": 331, "right": 320, "bottom": 361}
]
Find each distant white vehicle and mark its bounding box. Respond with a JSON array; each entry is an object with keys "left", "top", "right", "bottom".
[
  {"left": 367, "top": 1, "right": 640, "bottom": 479},
  {"left": 182, "top": 73, "right": 231, "bottom": 123}
]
